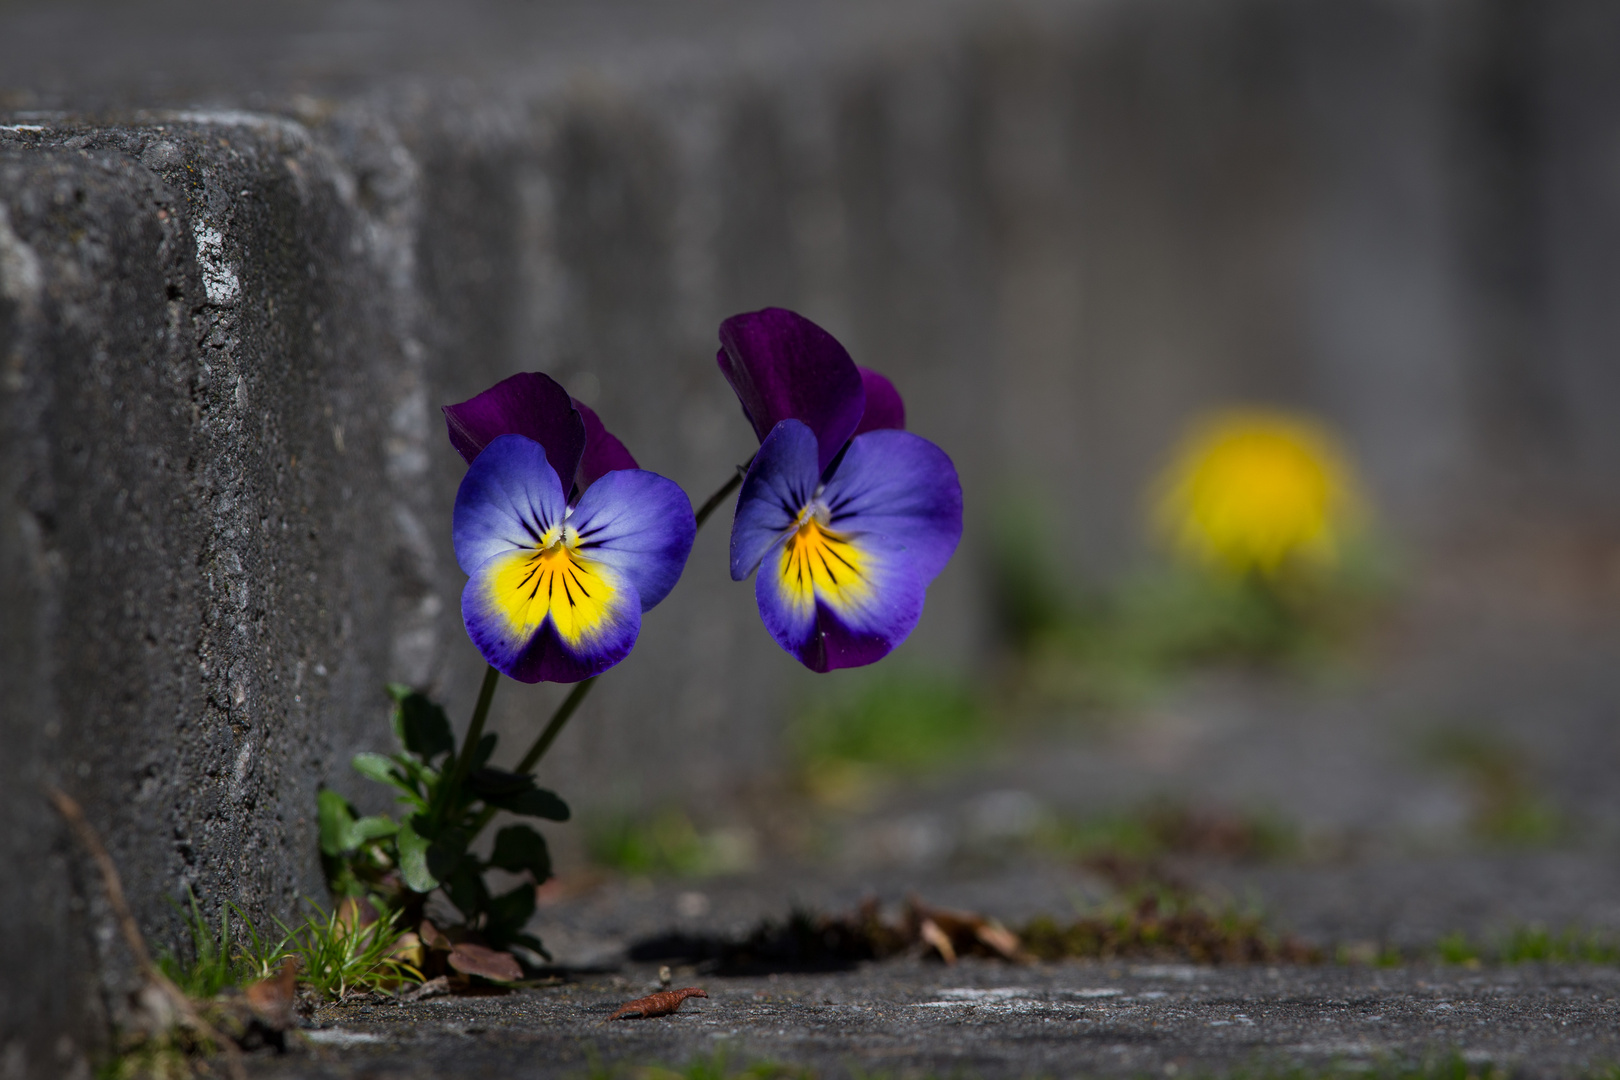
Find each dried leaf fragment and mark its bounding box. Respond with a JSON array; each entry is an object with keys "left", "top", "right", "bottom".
[
  {"left": 243, "top": 958, "right": 298, "bottom": 1028},
  {"left": 919, "top": 919, "right": 956, "bottom": 964},
  {"left": 399, "top": 976, "right": 453, "bottom": 1002},
  {"left": 447, "top": 942, "right": 523, "bottom": 983},
  {"left": 910, "top": 899, "right": 1030, "bottom": 964},
  {"left": 607, "top": 987, "right": 708, "bottom": 1021},
  {"left": 419, "top": 920, "right": 453, "bottom": 951}
]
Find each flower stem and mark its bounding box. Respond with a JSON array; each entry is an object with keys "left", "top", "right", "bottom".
[
  {"left": 470, "top": 676, "right": 597, "bottom": 835},
  {"left": 440, "top": 664, "right": 500, "bottom": 822},
  {"left": 493, "top": 460, "right": 751, "bottom": 799},
  {"left": 693, "top": 458, "right": 752, "bottom": 530},
  {"left": 514, "top": 676, "right": 597, "bottom": 775}
]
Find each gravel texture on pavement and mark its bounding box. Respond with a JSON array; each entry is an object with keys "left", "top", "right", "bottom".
[{"left": 250, "top": 960, "right": 1620, "bottom": 1079}]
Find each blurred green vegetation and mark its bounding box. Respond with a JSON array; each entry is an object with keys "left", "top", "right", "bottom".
[
  {"left": 584, "top": 808, "right": 757, "bottom": 878},
  {"left": 1020, "top": 884, "right": 1319, "bottom": 963},
  {"left": 790, "top": 668, "right": 990, "bottom": 771},
  {"left": 785, "top": 668, "right": 993, "bottom": 808},
  {"left": 1420, "top": 728, "right": 1566, "bottom": 847},
  {"left": 988, "top": 496, "right": 1399, "bottom": 711},
  {"left": 1435, "top": 924, "right": 1620, "bottom": 965},
  {"left": 1032, "top": 799, "right": 1301, "bottom": 864}
]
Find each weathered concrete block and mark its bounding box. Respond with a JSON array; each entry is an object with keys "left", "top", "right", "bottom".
[{"left": 0, "top": 111, "right": 445, "bottom": 1068}]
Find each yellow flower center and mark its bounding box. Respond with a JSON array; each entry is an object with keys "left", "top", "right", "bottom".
[
  {"left": 485, "top": 521, "right": 621, "bottom": 646},
  {"left": 778, "top": 503, "right": 871, "bottom": 612}
]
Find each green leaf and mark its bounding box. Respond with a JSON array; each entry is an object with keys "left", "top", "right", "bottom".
[
  {"left": 352, "top": 752, "right": 400, "bottom": 785},
  {"left": 466, "top": 768, "right": 533, "bottom": 798},
  {"left": 393, "top": 690, "right": 455, "bottom": 762},
  {"left": 387, "top": 682, "right": 413, "bottom": 744},
  {"left": 317, "top": 789, "right": 358, "bottom": 857},
  {"left": 466, "top": 732, "right": 498, "bottom": 774},
  {"left": 426, "top": 827, "right": 468, "bottom": 883},
  {"left": 482, "top": 787, "right": 570, "bottom": 821},
  {"left": 510, "top": 931, "right": 552, "bottom": 962},
  {"left": 395, "top": 818, "right": 438, "bottom": 893},
  {"left": 485, "top": 883, "right": 537, "bottom": 939},
  {"left": 349, "top": 814, "right": 399, "bottom": 845},
  {"left": 489, "top": 825, "right": 551, "bottom": 881},
  {"left": 444, "top": 862, "right": 489, "bottom": 921},
  {"left": 318, "top": 789, "right": 399, "bottom": 856}
]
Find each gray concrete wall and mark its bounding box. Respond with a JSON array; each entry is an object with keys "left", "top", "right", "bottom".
[{"left": 3, "top": 0, "right": 1618, "bottom": 1070}]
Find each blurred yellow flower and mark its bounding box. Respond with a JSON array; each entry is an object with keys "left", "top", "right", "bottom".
[{"left": 1152, "top": 408, "right": 1362, "bottom": 577}]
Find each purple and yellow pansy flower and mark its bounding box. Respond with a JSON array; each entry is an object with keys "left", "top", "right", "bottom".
[
  {"left": 718, "top": 308, "right": 963, "bottom": 673},
  {"left": 444, "top": 373, "right": 695, "bottom": 683}
]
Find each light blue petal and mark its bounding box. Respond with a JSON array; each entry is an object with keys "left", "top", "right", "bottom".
[
  {"left": 452, "top": 435, "right": 567, "bottom": 575},
  {"left": 567, "top": 468, "right": 696, "bottom": 612}
]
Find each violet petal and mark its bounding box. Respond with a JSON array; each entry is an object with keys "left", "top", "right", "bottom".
[
  {"left": 852, "top": 367, "right": 906, "bottom": 436},
  {"left": 573, "top": 398, "right": 639, "bottom": 492},
  {"left": 752, "top": 528, "right": 924, "bottom": 673},
  {"left": 717, "top": 308, "right": 865, "bottom": 471},
  {"left": 443, "top": 372, "right": 586, "bottom": 483}
]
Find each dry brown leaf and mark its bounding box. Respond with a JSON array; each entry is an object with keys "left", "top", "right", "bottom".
[
  {"left": 447, "top": 942, "right": 523, "bottom": 983},
  {"left": 243, "top": 958, "right": 298, "bottom": 1028},
  {"left": 607, "top": 987, "right": 707, "bottom": 1021},
  {"left": 390, "top": 931, "right": 425, "bottom": 971},
  {"left": 973, "top": 920, "right": 1026, "bottom": 962},
  {"left": 419, "top": 919, "right": 453, "bottom": 951},
  {"left": 918, "top": 918, "right": 957, "bottom": 964}
]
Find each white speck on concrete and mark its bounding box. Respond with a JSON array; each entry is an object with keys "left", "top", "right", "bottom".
[
  {"left": 0, "top": 204, "right": 43, "bottom": 307},
  {"left": 192, "top": 221, "right": 239, "bottom": 304},
  {"left": 304, "top": 1029, "right": 386, "bottom": 1046},
  {"left": 936, "top": 987, "right": 1030, "bottom": 1000}
]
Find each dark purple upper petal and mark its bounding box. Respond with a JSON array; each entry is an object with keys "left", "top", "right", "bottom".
[
  {"left": 443, "top": 372, "right": 586, "bottom": 484},
  {"left": 717, "top": 308, "right": 866, "bottom": 472},
  {"left": 852, "top": 367, "right": 906, "bottom": 436},
  {"left": 573, "top": 399, "right": 639, "bottom": 492}
]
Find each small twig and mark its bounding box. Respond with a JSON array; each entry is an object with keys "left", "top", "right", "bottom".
[{"left": 49, "top": 787, "right": 247, "bottom": 1080}]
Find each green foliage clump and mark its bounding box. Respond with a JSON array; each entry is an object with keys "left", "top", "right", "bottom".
[
  {"left": 1434, "top": 924, "right": 1620, "bottom": 966},
  {"left": 1220, "top": 1052, "right": 1509, "bottom": 1080},
  {"left": 157, "top": 892, "right": 285, "bottom": 999},
  {"left": 278, "top": 901, "right": 421, "bottom": 1000},
  {"left": 319, "top": 682, "right": 569, "bottom": 960},
  {"left": 156, "top": 889, "right": 420, "bottom": 1003},
  {"left": 1018, "top": 887, "right": 1320, "bottom": 965},
  {"left": 987, "top": 495, "right": 1398, "bottom": 710},
  {"left": 583, "top": 1047, "right": 811, "bottom": 1080}
]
